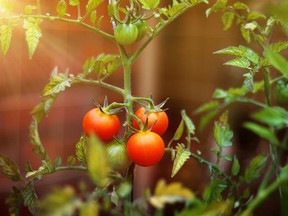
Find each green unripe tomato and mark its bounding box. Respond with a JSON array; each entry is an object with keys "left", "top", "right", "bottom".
[
  {"left": 135, "top": 20, "right": 148, "bottom": 41},
  {"left": 105, "top": 140, "right": 131, "bottom": 171},
  {"left": 114, "top": 23, "right": 138, "bottom": 46},
  {"left": 274, "top": 79, "right": 288, "bottom": 105}
]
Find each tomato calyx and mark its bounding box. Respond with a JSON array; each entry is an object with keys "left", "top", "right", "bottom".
[{"left": 92, "top": 97, "right": 125, "bottom": 115}]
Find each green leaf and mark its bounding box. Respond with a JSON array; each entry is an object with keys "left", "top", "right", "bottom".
[
  {"left": 243, "top": 72, "right": 254, "bottom": 92},
  {"left": 56, "top": 0, "right": 67, "bottom": 17},
  {"left": 194, "top": 101, "right": 220, "bottom": 114},
  {"left": 0, "top": 155, "right": 21, "bottom": 181},
  {"left": 37, "top": 186, "right": 81, "bottom": 216},
  {"left": 244, "top": 122, "right": 279, "bottom": 145},
  {"left": 75, "top": 136, "right": 87, "bottom": 165},
  {"left": 22, "top": 183, "right": 37, "bottom": 214},
  {"left": 0, "top": 24, "right": 13, "bottom": 56},
  {"left": 171, "top": 144, "right": 191, "bottom": 177},
  {"left": 243, "top": 154, "right": 267, "bottom": 183},
  {"left": 247, "top": 12, "right": 266, "bottom": 20},
  {"left": 90, "top": 10, "right": 97, "bottom": 25},
  {"left": 138, "top": 0, "right": 160, "bottom": 10},
  {"left": 181, "top": 110, "right": 195, "bottom": 135},
  {"left": 79, "top": 201, "right": 99, "bottom": 216},
  {"left": 204, "top": 179, "right": 227, "bottom": 204},
  {"left": 42, "top": 69, "right": 72, "bottom": 97},
  {"left": 270, "top": 41, "right": 288, "bottom": 53},
  {"left": 264, "top": 49, "right": 288, "bottom": 77},
  {"left": 69, "top": 0, "right": 80, "bottom": 6},
  {"left": 231, "top": 156, "right": 240, "bottom": 176},
  {"left": 223, "top": 155, "right": 232, "bottom": 161},
  {"left": 224, "top": 58, "right": 251, "bottom": 69},
  {"left": 87, "top": 135, "right": 109, "bottom": 187},
  {"left": 26, "top": 160, "right": 55, "bottom": 178},
  {"left": 221, "top": 11, "right": 234, "bottom": 31},
  {"left": 86, "top": 0, "right": 104, "bottom": 13},
  {"left": 206, "top": 0, "right": 227, "bottom": 17},
  {"left": 23, "top": 18, "right": 42, "bottom": 59},
  {"left": 67, "top": 155, "right": 76, "bottom": 165},
  {"left": 29, "top": 117, "right": 47, "bottom": 157},
  {"left": 164, "top": 1, "right": 187, "bottom": 18},
  {"left": 251, "top": 107, "right": 288, "bottom": 128},
  {"left": 233, "top": 2, "right": 249, "bottom": 12},
  {"left": 214, "top": 45, "right": 259, "bottom": 64},
  {"left": 172, "top": 119, "right": 185, "bottom": 141},
  {"left": 213, "top": 115, "right": 233, "bottom": 148},
  {"left": 240, "top": 24, "right": 251, "bottom": 43},
  {"left": 5, "top": 187, "right": 22, "bottom": 216},
  {"left": 199, "top": 110, "right": 219, "bottom": 131},
  {"left": 116, "top": 181, "right": 132, "bottom": 198}
]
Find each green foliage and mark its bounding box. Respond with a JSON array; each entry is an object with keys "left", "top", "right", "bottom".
[
  {"left": 138, "top": 0, "right": 160, "bottom": 10},
  {"left": 203, "top": 179, "right": 227, "bottom": 204},
  {"left": 23, "top": 17, "right": 42, "bottom": 59},
  {"left": 0, "top": 24, "right": 13, "bottom": 56},
  {"left": 171, "top": 144, "right": 191, "bottom": 177},
  {"left": 86, "top": 135, "right": 109, "bottom": 187},
  {"left": 86, "top": 0, "right": 104, "bottom": 13},
  {"left": 0, "top": 155, "right": 22, "bottom": 181},
  {"left": 22, "top": 183, "right": 37, "bottom": 214},
  {"left": 75, "top": 136, "right": 88, "bottom": 165},
  {"left": 5, "top": 187, "right": 22, "bottom": 216},
  {"left": 231, "top": 156, "right": 240, "bottom": 176},
  {"left": 56, "top": 0, "right": 67, "bottom": 17},
  {"left": 242, "top": 154, "right": 268, "bottom": 184}
]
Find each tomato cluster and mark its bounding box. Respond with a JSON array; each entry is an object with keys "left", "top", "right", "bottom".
[{"left": 82, "top": 105, "right": 168, "bottom": 168}]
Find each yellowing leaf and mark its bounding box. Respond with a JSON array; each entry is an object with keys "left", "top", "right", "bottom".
[
  {"left": 171, "top": 144, "right": 191, "bottom": 177},
  {"left": 0, "top": 24, "right": 13, "bottom": 56},
  {"left": 150, "top": 179, "right": 194, "bottom": 209}
]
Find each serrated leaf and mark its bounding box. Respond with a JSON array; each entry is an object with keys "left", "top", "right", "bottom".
[
  {"left": 139, "top": 0, "right": 160, "bottom": 10},
  {"left": 0, "top": 155, "right": 21, "bottom": 181},
  {"left": 181, "top": 110, "right": 195, "bottom": 135},
  {"left": 214, "top": 45, "right": 259, "bottom": 64},
  {"left": 56, "top": 0, "right": 67, "bottom": 17},
  {"left": 87, "top": 135, "right": 109, "bottom": 187},
  {"left": 264, "top": 49, "right": 288, "bottom": 77},
  {"left": 269, "top": 41, "right": 288, "bottom": 53},
  {"left": 86, "top": 0, "right": 104, "bottom": 13},
  {"left": 37, "top": 186, "right": 81, "bottom": 216},
  {"left": 69, "top": 0, "right": 79, "bottom": 6},
  {"left": 213, "top": 117, "right": 233, "bottom": 148},
  {"left": 244, "top": 122, "right": 279, "bottom": 145},
  {"left": 243, "top": 154, "right": 267, "bottom": 183},
  {"left": 206, "top": 0, "right": 227, "bottom": 17},
  {"left": 23, "top": 18, "right": 42, "bottom": 59},
  {"left": 171, "top": 144, "right": 191, "bottom": 177},
  {"left": 26, "top": 159, "right": 55, "bottom": 178},
  {"left": 251, "top": 106, "right": 288, "bottom": 128},
  {"left": 224, "top": 57, "right": 251, "bottom": 69},
  {"left": 172, "top": 119, "right": 185, "bottom": 141},
  {"left": 22, "top": 183, "right": 37, "bottom": 214},
  {"left": 150, "top": 179, "right": 194, "bottom": 209},
  {"left": 111, "top": 190, "right": 119, "bottom": 206},
  {"left": 79, "top": 201, "right": 99, "bottom": 216},
  {"left": 42, "top": 70, "right": 72, "bottom": 97},
  {"left": 231, "top": 156, "right": 240, "bottom": 176},
  {"left": 5, "top": 187, "right": 22, "bottom": 216},
  {"left": 29, "top": 117, "right": 47, "bottom": 158},
  {"left": 0, "top": 24, "right": 13, "bottom": 56},
  {"left": 221, "top": 11, "right": 234, "bottom": 31},
  {"left": 75, "top": 136, "right": 87, "bottom": 165},
  {"left": 194, "top": 101, "right": 220, "bottom": 114},
  {"left": 204, "top": 179, "right": 227, "bottom": 204}
]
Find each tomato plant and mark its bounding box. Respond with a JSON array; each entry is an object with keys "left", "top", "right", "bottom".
[
  {"left": 105, "top": 140, "right": 131, "bottom": 171},
  {"left": 1, "top": 0, "right": 288, "bottom": 216},
  {"left": 82, "top": 108, "right": 121, "bottom": 142},
  {"left": 132, "top": 107, "right": 169, "bottom": 135},
  {"left": 126, "top": 131, "right": 165, "bottom": 167}
]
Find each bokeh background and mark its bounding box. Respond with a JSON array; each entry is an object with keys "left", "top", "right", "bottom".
[{"left": 0, "top": 0, "right": 282, "bottom": 215}]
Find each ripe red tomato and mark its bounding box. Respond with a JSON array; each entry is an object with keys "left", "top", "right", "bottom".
[
  {"left": 105, "top": 141, "right": 131, "bottom": 171},
  {"left": 132, "top": 107, "right": 169, "bottom": 135},
  {"left": 82, "top": 108, "right": 121, "bottom": 142},
  {"left": 126, "top": 131, "right": 165, "bottom": 167}
]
